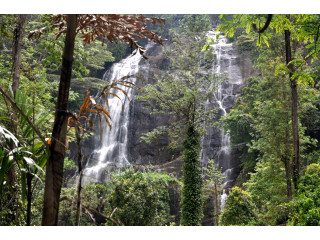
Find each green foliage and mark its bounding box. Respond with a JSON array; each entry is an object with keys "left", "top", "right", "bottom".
[
  {"left": 59, "top": 168, "right": 181, "bottom": 226},
  {"left": 140, "top": 126, "right": 167, "bottom": 144},
  {"left": 26, "top": 16, "right": 89, "bottom": 80},
  {"left": 105, "top": 41, "right": 128, "bottom": 62},
  {"left": 107, "top": 167, "right": 179, "bottom": 226},
  {"left": 202, "top": 159, "right": 224, "bottom": 225},
  {"left": 223, "top": 29, "right": 319, "bottom": 225},
  {"left": 59, "top": 186, "right": 79, "bottom": 225},
  {"left": 0, "top": 15, "right": 15, "bottom": 39},
  {"left": 245, "top": 159, "right": 287, "bottom": 225},
  {"left": 84, "top": 40, "right": 115, "bottom": 76},
  {"left": 3, "top": 13, "right": 320, "bottom": 227},
  {"left": 0, "top": 123, "right": 46, "bottom": 226},
  {"left": 220, "top": 187, "right": 258, "bottom": 226},
  {"left": 0, "top": 180, "right": 26, "bottom": 225},
  {"left": 236, "top": 34, "right": 257, "bottom": 53},
  {"left": 63, "top": 157, "right": 76, "bottom": 171},
  {"left": 305, "top": 163, "right": 320, "bottom": 175},
  {"left": 0, "top": 126, "right": 18, "bottom": 196},
  {"left": 225, "top": 30, "right": 319, "bottom": 171},
  {"left": 149, "top": 15, "right": 185, "bottom": 40},
  {"left": 180, "top": 124, "right": 203, "bottom": 226},
  {"left": 203, "top": 159, "right": 224, "bottom": 188},
  {"left": 299, "top": 86, "right": 320, "bottom": 162},
  {"left": 247, "top": 41, "right": 317, "bottom": 171},
  {"left": 26, "top": 15, "right": 111, "bottom": 80},
  {"left": 59, "top": 184, "right": 109, "bottom": 226},
  {"left": 0, "top": 62, "right": 49, "bottom": 225},
  {"left": 218, "top": 14, "right": 320, "bottom": 79},
  {"left": 284, "top": 164, "right": 320, "bottom": 225}
]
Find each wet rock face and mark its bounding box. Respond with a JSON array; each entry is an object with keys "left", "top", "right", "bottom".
[
  {"left": 127, "top": 102, "right": 174, "bottom": 165},
  {"left": 237, "top": 47, "right": 257, "bottom": 84},
  {"left": 127, "top": 43, "right": 179, "bottom": 165}
]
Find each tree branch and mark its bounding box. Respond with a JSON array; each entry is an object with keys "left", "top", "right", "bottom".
[
  {"left": 252, "top": 14, "right": 273, "bottom": 33},
  {"left": 59, "top": 196, "right": 124, "bottom": 226},
  {"left": 0, "top": 85, "right": 49, "bottom": 148}
]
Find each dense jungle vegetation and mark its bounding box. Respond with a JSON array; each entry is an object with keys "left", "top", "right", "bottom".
[{"left": 1, "top": 14, "right": 320, "bottom": 227}]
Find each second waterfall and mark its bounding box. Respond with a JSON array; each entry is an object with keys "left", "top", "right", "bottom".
[{"left": 202, "top": 30, "right": 243, "bottom": 210}]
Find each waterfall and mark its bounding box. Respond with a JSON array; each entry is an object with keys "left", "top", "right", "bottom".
[
  {"left": 202, "top": 30, "right": 243, "bottom": 210},
  {"left": 220, "top": 189, "right": 228, "bottom": 210},
  {"left": 82, "top": 43, "right": 151, "bottom": 184}
]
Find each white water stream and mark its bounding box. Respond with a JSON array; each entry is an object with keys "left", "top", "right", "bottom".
[
  {"left": 82, "top": 44, "right": 151, "bottom": 183},
  {"left": 205, "top": 30, "right": 243, "bottom": 210}
]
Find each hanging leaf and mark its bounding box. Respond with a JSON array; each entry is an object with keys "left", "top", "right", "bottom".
[
  {"left": 23, "top": 157, "right": 35, "bottom": 170},
  {"left": 0, "top": 126, "right": 19, "bottom": 146},
  {"left": 113, "top": 87, "right": 132, "bottom": 104},
  {"left": 93, "top": 105, "right": 112, "bottom": 120}
]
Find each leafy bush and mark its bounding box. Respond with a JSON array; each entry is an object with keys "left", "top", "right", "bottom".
[
  {"left": 220, "top": 187, "right": 258, "bottom": 226},
  {"left": 236, "top": 35, "right": 256, "bottom": 53},
  {"left": 244, "top": 159, "right": 288, "bottom": 225},
  {"left": 285, "top": 164, "right": 320, "bottom": 226},
  {"left": 107, "top": 167, "right": 180, "bottom": 226},
  {"left": 305, "top": 163, "right": 320, "bottom": 175},
  {"left": 59, "top": 167, "right": 181, "bottom": 226}
]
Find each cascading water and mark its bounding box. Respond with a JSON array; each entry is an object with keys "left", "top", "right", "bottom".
[
  {"left": 202, "top": 30, "right": 243, "bottom": 210},
  {"left": 82, "top": 43, "right": 151, "bottom": 184}
]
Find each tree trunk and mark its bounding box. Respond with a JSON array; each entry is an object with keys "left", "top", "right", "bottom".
[
  {"left": 284, "top": 27, "right": 300, "bottom": 191},
  {"left": 214, "top": 182, "right": 219, "bottom": 226},
  {"left": 42, "top": 14, "right": 78, "bottom": 226},
  {"left": 75, "top": 125, "right": 83, "bottom": 226},
  {"left": 7, "top": 14, "right": 26, "bottom": 189},
  {"left": 290, "top": 79, "right": 300, "bottom": 190},
  {"left": 11, "top": 14, "right": 26, "bottom": 97},
  {"left": 5, "top": 15, "right": 27, "bottom": 224},
  {"left": 26, "top": 172, "right": 32, "bottom": 226},
  {"left": 283, "top": 156, "right": 292, "bottom": 201},
  {"left": 282, "top": 75, "right": 293, "bottom": 201}
]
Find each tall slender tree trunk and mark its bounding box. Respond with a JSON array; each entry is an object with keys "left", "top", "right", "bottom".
[
  {"left": 11, "top": 14, "right": 26, "bottom": 97},
  {"left": 283, "top": 156, "right": 292, "bottom": 201},
  {"left": 42, "top": 14, "right": 78, "bottom": 226},
  {"left": 75, "top": 125, "right": 83, "bottom": 226},
  {"left": 214, "top": 182, "right": 219, "bottom": 226},
  {"left": 5, "top": 15, "right": 27, "bottom": 224},
  {"left": 26, "top": 172, "right": 32, "bottom": 226},
  {"left": 282, "top": 75, "right": 293, "bottom": 201},
  {"left": 284, "top": 26, "right": 300, "bottom": 191},
  {"left": 290, "top": 79, "right": 300, "bottom": 190},
  {"left": 7, "top": 14, "right": 26, "bottom": 189}
]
